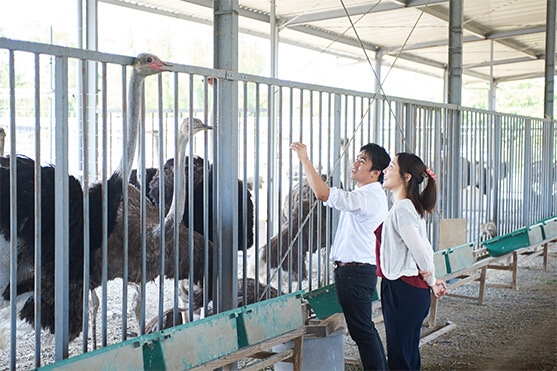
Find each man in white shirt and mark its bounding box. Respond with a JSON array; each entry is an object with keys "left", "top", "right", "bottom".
[{"left": 291, "top": 142, "right": 390, "bottom": 371}]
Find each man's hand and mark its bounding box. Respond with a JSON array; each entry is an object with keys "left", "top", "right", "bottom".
[{"left": 290, "top": 142, "right": 309, "bottom": 162}]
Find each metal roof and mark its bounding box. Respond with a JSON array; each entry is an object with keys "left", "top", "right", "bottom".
[{"left": 101, "top": 0, "right": 554, "bottom": 83}]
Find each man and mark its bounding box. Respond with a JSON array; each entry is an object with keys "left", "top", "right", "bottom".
[{"left": 290, "top": 142, "right": 390, "bottom": 371}]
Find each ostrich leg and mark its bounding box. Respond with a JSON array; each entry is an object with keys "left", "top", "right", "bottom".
[{"left": 90, "top": 288, "right": 99, "bottom": 350}]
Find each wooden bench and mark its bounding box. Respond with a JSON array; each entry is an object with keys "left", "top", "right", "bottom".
[
  {"left": 429, "top": 216, "right": 557, "bottom": 327},
  {"left": 39, "top": 291, "right": 306, "bottom": 371}
]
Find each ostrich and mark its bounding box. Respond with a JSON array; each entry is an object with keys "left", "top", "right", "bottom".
[
  {"left": 260, "top": 176, "right": 331, "bottom": 280},
  {"left": 0, "top": 53, "right": 172, "bottom": 342},
  {"left": 148, "top": 156, "right": 255, "bottom": 250},
  {"left": 146, "top": 75, "right": 255, "bottom": 251},
  {"left": 88, "top": 118, "right": 213, "bottom": 334}
]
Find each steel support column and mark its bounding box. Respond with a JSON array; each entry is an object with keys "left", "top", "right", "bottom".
[
  {"left": 373, "top": 53, "right": 382, "bottom": 142},
  {"left": 448, "top": 0, "right": 463, "bottom": 218},
  {"left": 544, "top": 0, "right": 556, "bottom": 119},
  {"left": 54, "top": 55, "right": 70, "bottom": 361},
  {"left": 86, "top": 0, "right": 98, "bottom": 180},
  {"left": 489, "top": 40, "right": 497, "bottom": 111},
  {"left": 214, "top": 0, "right": 239, "bottom": 311}
]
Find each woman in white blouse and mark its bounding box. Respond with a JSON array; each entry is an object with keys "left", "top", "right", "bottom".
[{"left": 378, "top": 153, "right": 447, "bottom": 370}]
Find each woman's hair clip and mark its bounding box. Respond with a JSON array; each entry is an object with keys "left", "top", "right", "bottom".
[{"left": 424, "top": 168, "right": 437, "bottom": 182}]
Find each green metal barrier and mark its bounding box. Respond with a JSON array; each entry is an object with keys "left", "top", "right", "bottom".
[{"left": 482, "top": 228, "right": 531, "bottom": 257}]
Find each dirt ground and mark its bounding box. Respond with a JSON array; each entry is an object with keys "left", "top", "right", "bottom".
[{"left": 344, "top": 251, "right": 557, "bottom": 370}]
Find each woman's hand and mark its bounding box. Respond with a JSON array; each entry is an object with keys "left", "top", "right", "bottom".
[{"left": 431, "top": 279, "right": 448, "bottom": 298}]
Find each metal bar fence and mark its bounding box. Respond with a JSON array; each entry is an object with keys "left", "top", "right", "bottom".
[{"left": 0, "top": 37, "right": 555, "bottom": 368}]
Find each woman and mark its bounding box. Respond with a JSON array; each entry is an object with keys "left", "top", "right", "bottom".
[{"left": 377, "top": 152, "right": 447, "bottom": 370}]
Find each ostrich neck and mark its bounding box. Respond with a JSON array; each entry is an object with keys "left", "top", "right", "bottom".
[
  {"left": 116, "top": 71, "right": 143, "bottom": 175},
  {"left": 164, "top": 133, "right": 189, "bottom": 233}
]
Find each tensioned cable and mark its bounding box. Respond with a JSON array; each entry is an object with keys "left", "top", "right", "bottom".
[{"left": 258, "top": 0, "right": 433, "bottom": 300}]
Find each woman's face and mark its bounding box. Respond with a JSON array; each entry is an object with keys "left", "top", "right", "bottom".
[{"left": 382, "top": 156, "right": 404, "bottom": 190}]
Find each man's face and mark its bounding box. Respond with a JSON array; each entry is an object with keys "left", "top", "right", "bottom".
[{"left": 350, "top": 150, "right": 374, "bottom": 183}]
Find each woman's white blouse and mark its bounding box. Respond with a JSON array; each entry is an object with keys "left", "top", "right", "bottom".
[{"left": 380, "top": 198, "right": 436, "bottom": 287}]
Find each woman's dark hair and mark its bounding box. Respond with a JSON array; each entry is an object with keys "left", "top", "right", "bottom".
[
  {"left": 360, "top": 143, "right": 391, "bottom": 183},
  {"left": 396, "top": 152, "right": 437, "bottom": 217}
]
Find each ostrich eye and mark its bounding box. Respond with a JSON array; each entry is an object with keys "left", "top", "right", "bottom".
[{"left": 146, "top": 57, "right": 153, "bottom": 63}]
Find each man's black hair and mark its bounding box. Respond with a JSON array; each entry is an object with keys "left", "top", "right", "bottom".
[{"left": 360, "top": 143, "right": 391, "bottom": 184}]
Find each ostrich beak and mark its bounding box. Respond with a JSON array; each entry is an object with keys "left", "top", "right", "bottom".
[{"left": 153, "top": 60, "right": 172, "bottom": 71}]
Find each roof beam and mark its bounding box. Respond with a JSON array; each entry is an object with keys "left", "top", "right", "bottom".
[
  {"left": 178, "top": 0, "right": 270, "bottom": 22},
  {"left": 289, "top": 25, "right": 380, "bottom": 52},
  {"left": 464, "top": 56, "right": 545, "bottom": 69},
  {"left": 387, "top": 26, "right": 546, "bottom": 53},
  {"left": 419, "top": 5, "right": 539, "bottom": 59},
  {"left": 279, "top": 0, "right": 447, "bottom": 27},
  {"left": 495, "top": 72, "right": 547, "bottom": 83}
]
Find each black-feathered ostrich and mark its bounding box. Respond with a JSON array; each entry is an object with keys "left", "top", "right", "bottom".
[
  {"left": 148, "top": 155, "right": 255, "bottom": 250},
  {"left": 0, "top": 54, "right": 172, "bottom": 342},
  {"left": 88, "top": 118, "right": 213, "bottom": 330}
]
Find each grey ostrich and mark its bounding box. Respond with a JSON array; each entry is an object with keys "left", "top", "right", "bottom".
[{"left": 89, "top": 118, "right": 213, "bottom": 335}]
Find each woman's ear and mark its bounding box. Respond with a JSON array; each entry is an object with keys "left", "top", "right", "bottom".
[{"left": 403, "top": 173, "right": 412, "bottom": 183}]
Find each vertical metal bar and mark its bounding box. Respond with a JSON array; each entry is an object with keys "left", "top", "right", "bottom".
[
  {"left": 524, "top": 120, "right": 532, "bottom": 225},
  {"left": 308, "top": 91, "right": 314, "bottom": 291},
  {"left": 242, "top": 82, "right": 248, "bottom": 306},
  {"left": 33, "top": 52, "right": 42, "bottom": 367},
  {"left": 298, "top": 89, "right": 303, "bottom": 287},
  {"left": 188, "top": 74, "right": 195, "bottom": 320},
  {"left": 433, "top": 109, "right": 441, "bottom": 250},
  {"left": 202, "top": 76, "right": 209, "bottom": 317},
  {"left": 100, "top": 62, "right": 108, "bottom": 348},
  {"left": 121, "top": 65, "right": 129, "bottom": 341},
  {"left": 317, "top": 92, "right": 323, "bottom": 287},
  {"left": 254, "top": 83, "right": 261, "bottom": 300},
  {"left": 139, "top": 83, "right": 147, "bottom": 335},
  {"left": 54, "top": 54, "right": 70, "bottom": 361},
  {"left": 266, "top": 84, "right": 273, "bottom": 298},
  {"left": 9, "top": 49, "right": 18, "bottom": 371},
  {"left": 81, "top": 54, "right": 90, "bottom": 353},
  {"left": 544, "top": 0, "right": 556, "bottom": 119},
  {"left": 277, "top": 87, "right": 283, "bottom": 296},
  {"left": 288, "top": 87, "right": 293, "bottom": 293},
  {"left": 157, "top": 74, "right": 165, "bottom": 330},
  {"left": 492, "top": 115, "right": 501, "bottom": 232},
  {"left": 173, "top": 72, "right": 181, "bottom": 325},
  {"left": 332, "top": 95, "right": 341, "bottom": 241},
  {"left": 326, "top": 93, "right": 332, "bottom": 284}
]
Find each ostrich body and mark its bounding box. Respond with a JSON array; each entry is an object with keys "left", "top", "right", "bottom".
[
  {"left": 0, "top": 54, "right": 171, "bottom": 342},
  {"left": 148, "top": 156, "right": 255, "bottom": 250},
  {"left": 89, "top": 119, "right": 213, "bottom": 327},
  {"left": 260, "top": 176, "right": 331, "bottom": 279}
]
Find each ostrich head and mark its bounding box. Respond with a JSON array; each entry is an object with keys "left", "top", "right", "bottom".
[
  {"left": 132, "top": 53, "right": 173, "bottom": 77},
  {"left": 179, "top": 117, "right": 213, "bottom": 139}
]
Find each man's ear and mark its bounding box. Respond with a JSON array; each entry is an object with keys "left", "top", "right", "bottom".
[{"left": 370, "top": 169, "right": 380, "bottom": 180}]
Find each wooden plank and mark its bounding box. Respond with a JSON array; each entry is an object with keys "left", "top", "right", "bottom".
[
  {"left": 419, "top": 321, "right": 457, "bottom": 347},
  {"left": 241, "top": 350, "right": 294, "bottom": 371},
  {"left": 190, "top": 328, "right": 305, "bottom": 371}
]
